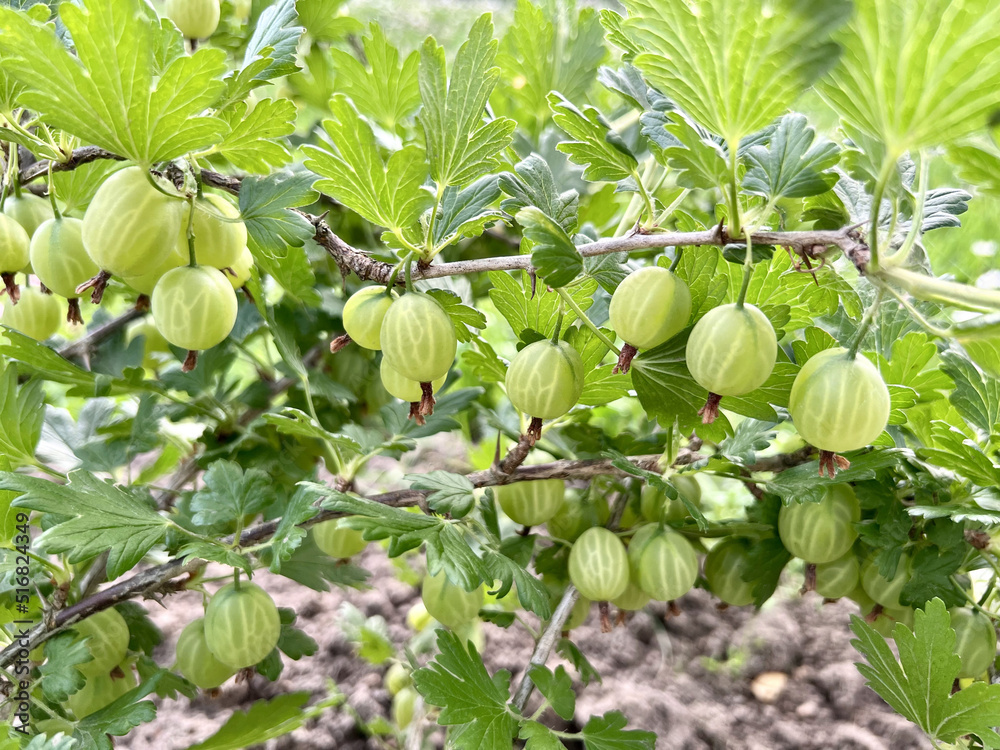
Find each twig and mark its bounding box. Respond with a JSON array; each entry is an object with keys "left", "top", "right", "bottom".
[
  {"left": 18, "top": 147, "right": 126, "bottom": 183},
  {"left": 511, "top": 585, "right": 580, "bottom": 712},
  {"left": 57, "top": 308, "right": 144, "bottom": 360}
]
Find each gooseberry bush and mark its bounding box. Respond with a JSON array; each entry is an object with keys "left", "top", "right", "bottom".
[{"left": 2, "top": 0, "right": 1000, "bottom": 748}]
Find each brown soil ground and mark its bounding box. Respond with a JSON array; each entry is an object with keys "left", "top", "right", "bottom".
[{"left": 119, "top": 547, "right": 931, "bottom": 750}]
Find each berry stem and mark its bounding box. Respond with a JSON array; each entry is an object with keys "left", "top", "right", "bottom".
[
  {"left": 555, "top": 287, "right": 620, "bottom": 355},
  {"left": 232, "top": 567, "right": 241, "bottom": 591},
  {"left": 668, "top": 247, "right": 683, "bottom": 273},
  {"left": 185, "top": 195, "right": 197, "bottom": 267},
  {"left": 847, "top": 287, "right": 884, "bottom": 359},
  {"left": 46, "top": 161, "right": 61, "bottom": 219},
  {"left": 736, "top": 232, "right": 753, "bottom": 309},
  {"left": 404, "top": 253, "right": 415, "bottom": 293}
]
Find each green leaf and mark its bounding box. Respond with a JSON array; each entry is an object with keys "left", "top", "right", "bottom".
[
  {"left": 425, "top": 289, "right": 488, "bottom": 344},
  {"left": 412, "top": 630, "right": 518, "bottom": 750},
  {"left": 267, "top": 486, "right": 322, "bottom": 572},
  {"left": 268, "top": 535, "right": 368, "bottom": 592},
  {"left": 406, "top": 471, "right": 476, "bottom": 519},
  {"left": 418, "top": 14, "right": 516, "bottom": 188},
  {"left": 519, "top": 722, "right": 566, "bottom": 750},
  {"left": 116, "top": 601, "right": 164, "bottom": 657},
  {"left": 261, "top": 409, "right": 363, "bottom": 454},
  {"left": 527, "top": 665, "right": 575, "bottom": 721},
  {"left": 433, "top": 176, "right": 505, "bottom": 248},
  {"left": 0, "top": 0, "right": 227, "bottom": 165},
  {"left": 742, "top": 114, "right": 840, "bottom": 200},
  {"left": 621, "top": 0, "right": 851, "bottom": 143},
  {"left": 820, "top": 0, "right": 1000, "bottom": 154},
  {"left": 947, "top": 142, "right": 1000, "bottom": 199},
  {"left": 0, "top": 363, "right": 43, "bottom": 469},
  {"left": 496, "top": 0, "right": 607, "bottom": 137},
  {"left": 851, "top": 598, "right": 1000, "bottom": 746},
  {"left": 499, "top": 154, "right": 579, "bottom": 234},
  {"left": 517, "top": 207, "right": 583, "bottom": 288},
  {"left": 658, "top": 117, "right": 728, "bottom": 191},
  {"left": 581, "top": 711, "right": 656, "bottom": 750},
  {"left": 330, "top": 22, "right": 421, "bottom": 130},
  {"left": 225, "top": 0, "right": 303, "bottom": 104},
  {"left": 557, "top": 637, "right": 601, "bottom": 685},
  {"left": 186, "top": 691, "right": 342, "bottom": 750},
  {"left": 548, "top": 93, "right": 638, "bottom": 183},
  {"left": 238, "top": 171, "right": 317, "bottom": 252},
  {"left": 317, "top": 490, "right": 487, "bottom": 591},
  {"left": 481, "top": 547, "right": 552, "bottom": 619},
  {"left": 39, "top": 632, "right": 89, "bottom": 703},
  {"left": 488, "top": 272, "right": 595, "bottom": 339},
  {"left": 3, "top": 471, "right": 170, "bottom": 579},
  {"left": 939, "top": 350, "right": 1000, "bottom": 435},
  {"left": 303, "top": 95, "right": 432, "bottom": 231},
  {"left": 215, "top": 99, "right": 295, "bottom": 172},
  {"left": 189, "top": 460, "right": 275, "bottom": 528}
]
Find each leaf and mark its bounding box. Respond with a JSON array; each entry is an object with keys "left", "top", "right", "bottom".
[
  {"left": 418, "top": 14, "right": 516, "bottom": 188},
  {"left": 303, "top": 95, "right": 432, "bottom": 232},
  {"left": 225, "top": 0, "right": 303, "bottom": 103},
  {"left": 3, "top": 471, "right": 169, "bottom": 579},
  {"left": 481, "top": 547, "right": 552, "bottom": 619},
  {"left": 517, "top": 207, "right": 582, "bottom": 288},
  {"left": 947, "top": 142, "right": 1000, "bottom": 198},
  {"left": 820, "top": 0, "right": 1000, "bottom": 154},
  {"left": 434, "top": 176, "right": 505, "bottom": 247},
  {"left": 185, "top": 691, "right": 342, "bottom": 750},
  {"left": 0, "top": 0, "right": 227, "bottom": 165},
  {"left": 215, "top": 99, "right": 295, "bottom": 172},
  {"left": 238, "top": 171, "right": 318, "bottom": 253},
  {"left": 621, "top": 0, "right": 851, "bottom": 143},
  {"left": 405, "top": 471, "right": 476, "bottom": 519},
  {"left": 499, "top": 154, "right": 579, "bottom": 233},
  {"left": 266, "top": 485, "right": 322, "bottom": 572},
  {"left": 527, "top": 665, "right": 575, "bottom": 721},
  {"left": 519, "top": 722, "right": 566, "bottom": 750},
  {"left": 425, "top": 289, "right": 488, "bottom": 344},
  {"left": 117, "top": 601, "right": 164, "bottom": 657},
  {"left": 317, "top": 490, "right": 488, "bottom": 591},
  {"left": 742, "top": 114, "right": 840, "bottom": 200},
  {"left": 0, "top": 364, "right": 43, "bottom": 469},
  {"left": 851, "top": 599, "right": 1000, "bottom": 746},
  {"left": 261, "top": 409, "right": 363, "bottom": 454},
  {"left": 488, "top": 271, "right": 595, "bottom": 339},
  {"left": 412, "top": 630, "right": 518, "bottom": 750},
  {"left": 548, "top": 93, "right": 638, "bottom": 183},
  {"left": 39, "top": 632, "right": 89, "bottom": 703},
  {"left": 189, "top": 460, "right": 275, "bottom": 528},
  {"left": 557, "top": 638, "right": 601, "bottom": 685},
  {"left": 581, "top": 711, "right": 656, "bottom": 750},
  {"left": 939, "top": 350, "right": 1000, "bottom": 435},
  {"left": 268, "top": 535, "right": 368, "bottom": 592},
  {"left": 330, "top": 22, "right": 421, "bottom": 130},
  {"left": 496, "top": 0, "right": 608, "bottom": 137},
  {"left": 658, "top": 117, "right": 728, "bottom": 190}
]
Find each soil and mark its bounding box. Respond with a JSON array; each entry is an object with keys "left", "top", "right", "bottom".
[{"left": 119, "top": 548, "right": 931, "bottom": 750}]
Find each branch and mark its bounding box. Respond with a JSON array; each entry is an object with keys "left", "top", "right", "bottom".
[
  {"left": 17, "top": 148, "right": 871, "bottom": 285},
  {"left": 57, "top": 308, "right": 145, "bottom": 360},
  {"left": 18, "top": 147, "right": 126, "bottom": 184}
]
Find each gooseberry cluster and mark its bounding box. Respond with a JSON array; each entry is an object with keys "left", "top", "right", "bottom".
[{"left": 1, "top": 165, "right": 253, "bottom": 371}]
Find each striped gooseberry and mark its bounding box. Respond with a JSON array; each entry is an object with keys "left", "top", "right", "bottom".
[
  {"left": 2, "top": 287, "right": 62, "bottom": 341},
  {"left": 778, "top": 484, "right": 860, "bottom": 563},
  {"left": 393, "top": 686, "right": 418, "bottom": 729},
  {"left": 951, "top": 607, "right": 997, "bottom": 679},
  {"left": 704, "top": 537, "right": 756, "bottom": 607},
  {"left": 568, "top": 527, "right": 629, "bottom": 630},
  {"left": 564, "top": 595, "right": 592, "bottom": 630},
  {"left": 628, "top": 524, "right": 698, "bottom": 601},
  {"left": 860, "top": 554, "right": 912, "bottom": 610},
  {"left": 29, "top": 216, "right": 99, "bottom": 323},
  {"left": 165, "top": 0, "right": 220, "bottom": 38},
  {"left": 203, "top": 580, "right": 281, "bottom": 669},
  {"left": 151, "top": 265, "right": 238, "bottom": 365},
  {"left": 82, "top": 167, "right": 186, "bottom": 279},
  {"left": 0, "top": 213, "right": 29, "bottom": 301},
  {"left": 547, "top": 495, "right": 606, "bottom": 542},
  {"left": 65, "top": 664, "right": 136, "bottom": 718},
  {"left": 384, "top": 662, "right": 412, "bottom": 696},
  {"left": 72, "top": 607, "right": 131, "bottom": 678},
  {"left": 788, "top": 347, "right": 890, "bottom": 477},
  {"left": 312, "top": 518, "right": 368, "bottom": 559},
  {"left": 420, "top": 570, "right": 484, "bottom": 630},
  {"left": 175, "top": 617, "right": 237, "bottom": 689},
  {"left": 685, "top": 303, "right": 777, "bottom": 423},
  {"left": 344, "top": 286, "right": 398, "bottom": 350},
  {"left": 609, "top": 266, "right": 691, "bottom": 373},
  {"left": 640, "top": 475, "right": 702, "bottom": 523},
  {"left": 380, "top": 292, "right": 456, "bottom": 416},
  {"left": 183, "top": 193, "right": 247, "bottom": 270},
  {"left": 2, "top": 193, "right": 53, "bottom": 237},
  {"left": 813, "top": 551, "right": 860, "bottom": 600},
  {"left": 505, "top": 339, "right": 585, "bottom": 441},
  {"left": 496, "top": 479, "right": 565, "bottom": 527}
]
